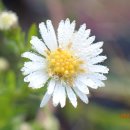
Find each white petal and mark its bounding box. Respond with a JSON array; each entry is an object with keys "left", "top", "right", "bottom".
[
  {"left": 52, "top": 83, "right": 60, "bottom": 107},
  {"left": 89, "top": 65, "right": 109, "bottom": 74},
  {"left": 82, "top": 42, "right": 103, "bottom": 56},
  {"left": 24, "top": 71, "right": 48, "bottom": 89},
  {"left": 73, "top": 87, "right": 89, "bottom": 104},
  {"left": 65, "top": 85, "right": 77, "bottom": 108},
  {"left": 88, "top": 56, "right": 107, "bottom": 64},
  {"left": 76, "top": 47, "right": 103, "bottom": 60},
  {"left": 78, "top": 75, "right": 98, "bottom": 89},
  {"left": 40, "top": 92, "right": 51, "bottom": 107},
  {"left": 21, "top": 61, "right": 46, "bottom": 75},
  {"left": 95, "top": 79, "right": 105, "bottom": 87},
  {"left": 59, "top": 85, "right": 66, "bottom": 108},
  {"left": 30, "top": 36, "right": 47, "bottom": 55},
  {"left": 74, "top": 79, "right": 89, "bottom": 94},
  {"left": 47, "top": 79, "right": 56, "bottom": 94},
  {"left": 39, "top": 22, "right": 50, "bottom": 49},
  {"left": 39, "top": 21, "right": 57, "bottom": 50},
  {"left": 81, "top": 49, "right": 103, "bottom": 61},
  {"left": 85, "top": 79, "right": 98, "bottom": 89},
  {"left": 88, "top": 73, "right": 107, "bottom": 81},
  {"left": 76, "top": 29, "right": 91, "bottom": 46},
  {"left": 75, "top": 24, "right": 86, "bottom": 41},
  {"left": 21, "top": 67, "right": 43, "bottom": 76},
  {"left": 52, "top": 82, "right": 66, "bottom": 108},
  {"left": 87, "top": 41, "right": 103, "bottom": 51},
  {"left": 28, "top": 77, "right": 47, "bottom": 88},
  {"left": 22, "top": 52, "right": 44, "bottom": 62},
  {"left": 95, "top": 73, "right": 107, "bottom": 80},
  {"left": 57, "top": 20, "right": 64, "bottom": 45},
  {"left": 86, "top": 74, "right": 106, "bottom": 87},
  {"left": 58, "top": 19, "right": 75, "bottom": 48},
  {"left": 46, "top": 20, "right": 57, "bottom": 50},
  {"left": 72, "top": 24, "right": 86, "bottom": 44},
  {"left": 88, "top": 49, "right": 103, "bottom": 58},
  {"left": 85, "top": 36, "right": 95, "bottom": 45},
  {"left": 76, "top": 24, "right": 86, "bottom": 40},
  {"left": 39, "top": 22, "right": 48, "bottom": 39},
  {"left": 84, "top": 29, "right": 91, "bottom": 39},
  {"left": 72, "top": 24, "right": 91, "bottom": 50},
  {"left": 64, "top": 19, "right": 75, "bottom": 43},
  {"left": 23, "top": 61, "right": 45, "bottom": 69},
  {"left": 21, "top": 67, "right": 32, "bottom": 75},
  {"left": 78, "top": 23, "right": 86, "bottom": 31}
]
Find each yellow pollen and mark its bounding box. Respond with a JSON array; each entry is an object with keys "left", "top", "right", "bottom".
[{"left": 46, "top": 48, "right": 84, "bottom": 84}]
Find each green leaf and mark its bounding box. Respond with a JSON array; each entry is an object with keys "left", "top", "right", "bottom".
[
  {"left": 0, "top": 1, "right": 5, "bottom": 10},
  {"left": 6, "top": 70, "right": 16, "bottom": 91},
  {"left": 27, "top": 24, "right": 38, "bottom": 50}
]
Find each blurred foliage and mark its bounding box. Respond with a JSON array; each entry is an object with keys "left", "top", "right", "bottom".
[{"left": 0, "top": 21, "right": 39, "bottom": 129}]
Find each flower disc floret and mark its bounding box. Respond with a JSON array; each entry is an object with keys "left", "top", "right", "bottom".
[{"left": 46, "top": 48, "right": 84, "bottom": 83}]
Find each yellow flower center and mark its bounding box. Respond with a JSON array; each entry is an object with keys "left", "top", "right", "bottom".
[{"left": 46, "top": 48, "right": 84, "bottom": 84}]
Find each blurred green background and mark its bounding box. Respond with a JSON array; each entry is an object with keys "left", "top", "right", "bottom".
[{"left": 0, "top": 0, "right": 130, "bottom": 130}]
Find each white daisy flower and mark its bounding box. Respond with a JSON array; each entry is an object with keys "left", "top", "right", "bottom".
[
  {"left": 0, "top": 11, "right": 18, "bottom": 30},
  {"left": 21, "top": 19, "right": 109, "bottom": 108}
]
